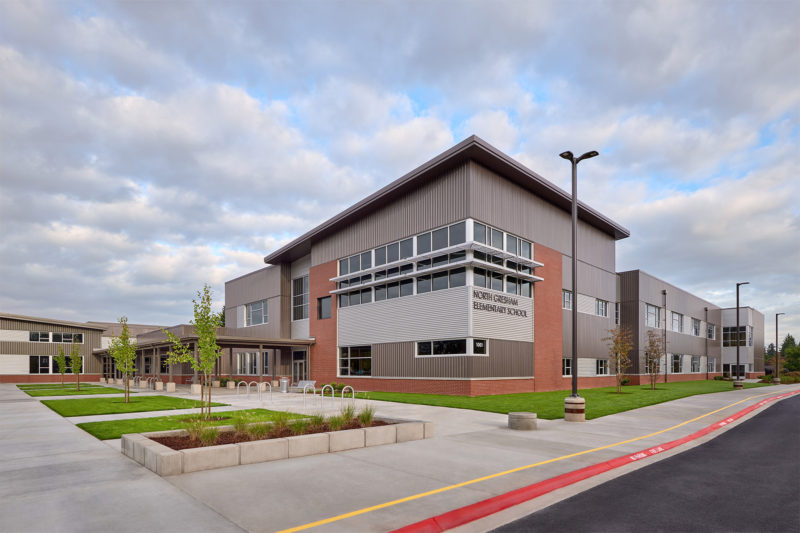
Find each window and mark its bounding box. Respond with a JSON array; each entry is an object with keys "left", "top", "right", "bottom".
[
  {"left": 418, "top": 222, "right": 467, "bottom": 254},
  {"left": 318, "top": 297, "right": 332, "bottom": 319},
  {"left": 672, "top": 312, "right": 683, "bottom": 333},
  {"left": 144, "top": 356, "right": 151, "bottom": 374},
  {"left": 691, "top": 318, "right": 701, "bottom": 336},
  {"left": 708, "top": 359, "right": 716, "bottom": 373},
  {"left": 473, "top": 339, "right": 487, "bottom": 355},
  {"left": 50, "top": 332, "right": 84, "bottom": 343},
  {"left": 29, "top": 331, "right": 50, "bottom": 342},
  {"left": 596, "top": 299, "right": 609, "bottom": 317},
  {"left": 707, "top": 323, "right": 716, "bottom": 340},
  {"left": 615, "top": 302, "right": 620, "bottom": 325},
  {"left": 339, "top": 346, "right": 371, "bottom": 376},
  {"left": 237, "top": 352, "right": 258, "bottom": 375},
  {"left": 562, "top": 290, "right": 573, "bottom": 310},
  {"left": 504, "top": 276, "right": 531, "bottom": 297},
  {"left": 723, "top": 326, "right": 748, "bottom": 347},
  {"left": 672, "top": 354, "right": 682, "bottom": 373},
  {"left": 691, "top": 356, "right": 700, "bottom": 373},
  {"left": 160, "top": 356, "right": 170, "bottom": 373},
  {"left": 646, "top": 304, "right": 660, "bottom": 328},
  {"left": 246, "top": 299, "right": 268, "bottom": 326},
  {"left": 374, "top": 238, "right": 412, "bottom": 267},
  {"left": 29, "top": 355, "right": 50, "bottom": 374},
  {"left": 417, "top": 275, "right": 431, "bottom": 294},
  {"left": 472, "top": 221, "right": 503, "bottom": 249},
  {"left": 292, "top": 275, "right": 309, "bottom": 320},
  {"left": 748, "top": 326, "right": 753, "bottom": 347},
  {"left": 596, "top": 359, "right": 609, "bottom": 375},
  {"left": 562, "top": 358, "right": 572, "bottom": 376},
  {"left": 416, "top": 339, "right": 469, "bottom": 356}
]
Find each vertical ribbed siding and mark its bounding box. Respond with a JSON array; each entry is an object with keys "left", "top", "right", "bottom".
[
  {"left": 311, "top": 163, "right": 469, "bottom": 266},
  {"left": 372, "top": 338, "right": 533, "bottom": 378}
]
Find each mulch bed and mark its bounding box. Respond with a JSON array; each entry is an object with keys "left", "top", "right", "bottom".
[{"left": 152, "top": 420, "right": 389, "bottom": 451}]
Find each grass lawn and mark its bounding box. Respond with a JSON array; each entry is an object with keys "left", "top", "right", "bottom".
[
  {"left": 18, "top": 383, "right": 105, "bottom": 390},
  {"left": 359, "top": 380, "right": 773, "bottom": 420},
  {"left": 41, "top": 395, "right": 226, "bottom": 417},
  {"left": 23, "top": 386, "right": 131, "bottom": 397},
  {"left": 77, "top": 408, "right": 304, "bottom": 440}
]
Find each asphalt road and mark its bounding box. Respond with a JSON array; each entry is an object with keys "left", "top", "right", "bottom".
[{"left": 492, "top": 394, "right": 800, "bottom": 533}]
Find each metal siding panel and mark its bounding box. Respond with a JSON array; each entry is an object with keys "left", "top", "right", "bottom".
[
  {"left": 225, "top": 266, "right": 283, "bottom": 309},
  {"left": 312, "top": 163, "right": 469, "bottom": 266}
]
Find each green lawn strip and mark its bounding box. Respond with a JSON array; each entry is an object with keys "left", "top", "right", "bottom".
[
  {"left": 18, "top": 383, "right": 105, "bottom": 390},
  {"left": 24, "top": 387, "right": 131, "bottom": 397},
  {"left": 41, "top": 395, "right": 226, "bottom": 417},
  {"left": 359, "top": 381, "right": 773, "bottom": 420},
  {"left": 76, "top": 408, "right": 304, "bottom": 440}
]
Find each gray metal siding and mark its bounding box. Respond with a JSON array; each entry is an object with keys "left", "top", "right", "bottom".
[
  {"left": 562, "top": 256, "right": 617, "bottom": 302},
  {"left": 225, "top": 265, "right": 283, "bottom": 308},
  {"left": 469, "top": 162, "right": 616, "bottom": 272},
  {"left": 372, "top": 338, "right": 533, "bottom": 378},
  {"left": 562, "top": 310, "right": 616, "bottom": 359},
  {"left": 311, "top": 163, "right": 469, "bottom": 266}
]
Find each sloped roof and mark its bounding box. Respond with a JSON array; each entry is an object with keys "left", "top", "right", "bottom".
[{"left": 0, "top": 312, "right": 106, "bottom": 331}]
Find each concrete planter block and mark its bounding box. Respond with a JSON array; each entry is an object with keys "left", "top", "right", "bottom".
[
  {"left": 212, "top": 380, "right": 221, "bottom": 388},
  {"left": 365, "top": 424, "right": 396, "bottom": 447},
  {"left": 190, "top": 384, "right": 202, "bottom": 395},
  {"left": 98, "top": 378, "right": 106, "bottom": 384},
  {"left": 143, "top": 429, "right": 187, "bottom": 439},
  {"left": 121, "top": 433, "right": 148, "bottom": 459},
  {"left": 288, "top": 433, "right": 330, "bottom": 458},
  {"left": 240, "top": 438, "right": 289, "bottom": 464},
  {"left": 227, "top": 381, "right": 236, "bottom": 389},
  {"left": 139, "top": 381, "right": 150, "bottom": 389},
  {"left": 423, "top": 421, "right": 435, "bottom": 439},
  {"left": 115, "top": 378, "right": 124, "bottom": 385},
  {"left": 133, "top": 438, "right": 160, "bottom": 465},
  {"left": 165, "top": 382, "right": 176, "bottom": 392},
  {"left": 144, "top": 442, "right": 183, "bottom": 476},
  {"left": 564, "top": 397, "right": 586, "bottom": 422},
  {"left": 329, "top": 428, "right": 365, "bottom": 452},
  {"left": 154, "top": 381, "right": 164, "bottom": 391},
  {"left": 181, "top": 444, "right": 240, "bottom": 473},
  {"left": 508, "top": 412, "right": 538, "bottom": 430},
  {"left": 396, "top": 422, "right": 425, "bottom": 443}
]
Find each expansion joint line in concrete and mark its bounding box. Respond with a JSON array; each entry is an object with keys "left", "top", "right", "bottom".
[{"left": 275, "top": 389, "right": 799, "bottom": 533}]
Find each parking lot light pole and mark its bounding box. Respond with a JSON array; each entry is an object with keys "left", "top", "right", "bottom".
[
  {"left": 774, "top": 313, "right": 785, "bottom": 384},
  {"left": 734, "top": 281, "right": 749, "bottom": 389},
  {"left": 559, "top": 149, "right": 598, "bottom": 422}
]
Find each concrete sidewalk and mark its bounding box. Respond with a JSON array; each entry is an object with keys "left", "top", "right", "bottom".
[{"left": 1, "top": 383, "right": 798, "bottom": 532}]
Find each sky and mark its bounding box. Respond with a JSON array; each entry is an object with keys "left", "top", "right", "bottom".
[{"left": 1, "top": 0, "right": 798, "bottom": 343}]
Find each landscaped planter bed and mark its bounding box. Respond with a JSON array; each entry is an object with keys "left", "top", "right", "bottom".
[{"left": 122, "top": 417, "right": 433, "bottom": 476}]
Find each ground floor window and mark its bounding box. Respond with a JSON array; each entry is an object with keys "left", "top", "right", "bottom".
[
  {"left": 144, "top": 356, "right": 151, "bottom": 374},
  {"left": 339, "top": 346, "right": 371, "bottom": 376},
  {"left": 29, "top": 355, "right": 50, "bottom": 374},
  {"left": 236, "top": 352, "right": 259, "bottom": 375},
  {"left": 691, "top": 356, "right": 700, "bottom": 373},
  {"left": 596, "top": 359, "right": 609, "bottom": 375},
  {"left": 160, "top": 356, "right": 170, "bottom": 373},
  {"left": 672, "top": 354, "right": 683, "bottom": 373},
  {"left": 562, "top": 358, "right": 572, "bottom": 376},
  {"left": 708, "top": 359, "right": 716, "bottom": 373}
]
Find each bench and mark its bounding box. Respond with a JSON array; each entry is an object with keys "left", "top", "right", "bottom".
[{"left": 289, "top": 380, "right": 316, "bottom": 392}]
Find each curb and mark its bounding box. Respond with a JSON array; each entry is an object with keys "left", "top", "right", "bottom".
[{"left": 392, "top": 389, "right": 800, "bottom": 533}]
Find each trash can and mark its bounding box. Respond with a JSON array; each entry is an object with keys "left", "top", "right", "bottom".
[{"left": 280, "top": 377, "right": 289, "bottom": 393}]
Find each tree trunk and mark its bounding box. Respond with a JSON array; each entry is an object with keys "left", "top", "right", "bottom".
[
  {"left": 125, "top": 375, "right": 129, "bottom": 403},
  {"left": 76, "top": 371, "right": 80, "bottom": 392}
]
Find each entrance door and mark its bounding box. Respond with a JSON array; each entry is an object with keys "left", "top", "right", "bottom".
[{"left": 292, "top": 350, "right": 307, "bottom": 384}]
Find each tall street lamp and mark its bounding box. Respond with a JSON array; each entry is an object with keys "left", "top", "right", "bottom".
[
  {"left": 734, "top": 281, "right": 749, "bottom": 389},
  {"left": 774, "top": 313, "right": 785, "bottom": 384},
  {"left": 559, "top": 149, "right": 598, "bottom": 422},
  {"left": 663, "top": 289, "right": 668, "bottom": 384}
]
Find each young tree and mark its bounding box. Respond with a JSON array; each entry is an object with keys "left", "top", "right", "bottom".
[
  {"left": 784, "top": 344, "right": 800, "bottom": 372},
  {"left": 643, "top": 329, "right": 664, "bottom": 390},
  {"left": 54, "top": 346, "right": 69, "bottom": 386},
  {"left": 604, "top": 326, "right": 634, "bottom": 393},
  {"left": 69, "top": 340, "right": 82, "bottom": 392},
  {"left": 109, "top": 317, "right": 137, "bottom": 403},
  {"left": 165, "top": 284, "right": 222, "bottom": 419}
]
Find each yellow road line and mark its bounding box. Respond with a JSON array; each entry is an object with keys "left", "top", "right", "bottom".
[{"left": 277, "top": 390, "right": 780, "bottom": 533}]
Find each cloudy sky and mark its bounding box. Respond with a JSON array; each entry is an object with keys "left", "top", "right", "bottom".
[{"left": 1, "top": 0, "right": 798, "bottom": 341}]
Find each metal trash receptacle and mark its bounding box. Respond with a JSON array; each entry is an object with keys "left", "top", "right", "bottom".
[{"left": 280, "top": 377, "right": 289, "bottom": 393}]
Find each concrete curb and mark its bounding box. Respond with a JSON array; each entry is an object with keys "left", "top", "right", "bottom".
[{"left": 122, "top": 418, "right": 432, "bottom": 476}]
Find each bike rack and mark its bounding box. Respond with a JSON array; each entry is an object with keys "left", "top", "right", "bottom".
[
  {"left": 303, "top": 384, "right": 316, "bottom": 407},
  {"left": 236, "top": 381, "right": 247, "bottom": 395},
  {"left": 341, "top": 385, "right": 355, "bottom": 406},
  {"left": 146, "top": 377, "right": 155, "bottom": 390},
  {"left": 263, "top": 382, "right": 272, "bottom": 402},
  {"left": 247, "top": 381, "right": 262, "bottom": 401},
  {"left": 320, "top": 384, "right": 334, "bottom": 408},
  {"left": 133, "top": 376, "right": 141, "bottom": 387}
]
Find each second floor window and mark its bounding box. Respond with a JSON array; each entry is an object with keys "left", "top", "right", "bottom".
[
  {"left": 672, "top": 312, "right": 683, "bottom": 333},
  {"left": 646, "top": 304, "right": 660, "bottom": 328},
  {"left": 562, "top": 290, "right": 573, "bottom": 310},
  {"left": 246, "top": 299, "right": 268, "bottom": 326},
  {"left": 596, "top": 299, "right": 609, "bottom": 317},
  {"left": 292, "top": 275, "right": 309, "bottom": 320}
]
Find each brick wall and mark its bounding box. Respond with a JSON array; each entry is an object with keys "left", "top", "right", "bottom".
[
  {"left": 532, "top": 243, "right": 564, "bottom": 392},
  {"left": 309, "top": 261, "right": 339, "bottom": 384}
]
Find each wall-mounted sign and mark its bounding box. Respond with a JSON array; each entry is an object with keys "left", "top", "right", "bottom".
[{"left": 472, "top": 289, "right": 529, "bottom": 317}]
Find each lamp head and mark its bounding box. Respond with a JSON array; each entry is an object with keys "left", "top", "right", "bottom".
[
  {"left": 577, "top": 150, "right": 599, "bottom": 162},
  {"left": 559, "top": 151, "right": 574, "bottom": 161},
  {"left": 737, "top": 281, "right": 750, "bottom": 288}
]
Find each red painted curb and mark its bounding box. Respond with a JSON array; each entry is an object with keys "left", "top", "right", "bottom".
[{"left": 392, "top": 390, "right": 800, "bottom": 533}]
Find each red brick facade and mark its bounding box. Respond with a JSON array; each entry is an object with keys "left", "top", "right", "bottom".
[
  {"left": 532, "top": 243, "right": 564, "bottom": 392},
  {"left": 308, "top": 260, "right": 339, "bottom": 385}
]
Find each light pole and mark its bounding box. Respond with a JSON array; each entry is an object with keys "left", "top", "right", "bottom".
[
  {"left": 774, "top": 313, "right": 785, "bottom": 384},
  {"left": 735, "top": 281, "right": 749, "bottom": 389},
  {"left": 663, "top": 289, "right": 668, "bottom": 383},
  {"left": 560, "top": 149, "right": 598, "bottom": 422},
  {"left": 704, "top": 306, "right": 709, "bottom": 380}
]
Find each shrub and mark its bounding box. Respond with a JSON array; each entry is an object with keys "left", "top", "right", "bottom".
[
  {"left": 199, "top": 426, "right": 219, "bottom": 446},
  {"left": 308, "top": 413, "right": 325, "bottom": 430},
  {"left": 290, "top": 418, "right": 309, "bottom": 435},
  {"left": 184, "top": 417, "right": 208, "bottom": 442},
  {"left": 713, "top": 376, "right": 724, "bottom": 381},
  {"left": 340, "top": 404, "right": 356, "bottom": 423},
  {"left": 247, "top": 422, "right": 270, "bottom": 440},
  {"left": 327, "top": 414, "right": 344, "bottom": 431},
  {"left": 269, "top": 411, "right": 291, "bottom": 437},
  {"left": 620, "top": 377, "right": 631, "bottom": 386},
  {"left": 219, "top": 378, "right": 229, "bottom": 387},
  {"left": 233, "top": 412, "right": 252, "bottom": 436},
  {"left": 357, "top": 406, "right": 375, "bottom": 427}
]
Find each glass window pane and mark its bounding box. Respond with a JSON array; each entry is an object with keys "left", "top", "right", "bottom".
[
  {"left": 449, "top": 251, "right": 465, "bottom": 263},
  {"left": 474, "top": 222, "right": 486, "bottom": 244},
  {"left": 417, "top": 233, "right": 431, "bottom": 254},
  {"left": 387, "top": 282, "right": 400, "bottom": 299},
  {"left": 418, "top": 342, "right": 432, "bottom": 356},
  {"left": 474, "top": 267, "right": 486, "bottom": 288},
  {"left": 387, "top": 267, "right": 399, "bottom": 277},
  {"left": 361, "top": 274, "right": 372, "bottom": 284},
  {"left": 520, "top": 240, "right": 531, "bottom": 259},
  {"left": 339, "top": 294, "right": 349, "bottom": 308},
  {"left": 506, "top": 276, "right": 517, "bottom": 294},
  {"left": 491, "top": 254, "right": 503, "bottom": 266},
  {"left": 491, "top": 272, "right": 504, "bottom": 292},
  {"left": 432, "top": 227, "right": 448, "bottom": 250},
  {"left": 432, "top": 254, "right": 448, "bottom": 267},
  {"left": 349, "top": 254, "right": 360, "bottom": 273},
  {"left": 375, "top": 270, "right": 386, "bottom": 281},
  {"left": 506, "top": 235, "right": 517, "bottom": 255},
  {"left": 417, "top": 275, "right": 431, "bottom": 294},
  {"left": 432, "top": 271, "right": 449, "bottom": 291},
  {"left": 386, "top": 242, "right": 399, "bottom": 263},
  {"left": 417, "top": 259, "right": 431, "bottom": 270},
  {"left": 319, "top": 297, "right": 332, "bottom": 319},
  {"left": 52, "top": 333, "right": 62, "bottom": 343},
  {"left": 400, "top": 264, "right": 413, "bottom": 275},
  {"left": 449, "top": 221, "right": 466, "bottom": 245},
  {"left": 361, "top": 288, "right": 372, "bottom": 304},
  {"left": 400, "top": 238, "right": 413, "bottom": 259},
  {"left": 450, "top": 267, "right": 466, "bottom": 287},
  {"left": 375, "top": 285, "right": 387, "bottom": 301},
  {"left": 520, "top": 281, "right": 531, "bottom": 297},
  {"left": 349, "top": 291, "right": 361, "bottom": 306},
  {"left": 491, "top": 228, "right": 503, "bottom": 249},
  {"left": 361, "top": 251, "right": 372, "bottom": 269},
  {"left": 375, "top": 246, "right": 386, "bottom": 266},
  {"left": 400, "top": 279, "right": 413, "bottom": 297},
  {"left": 339, "top": 258, "right": 349, "bottom": 275},
  {"left": 474, "top": 250, "right": 486, "bottom": 262}
]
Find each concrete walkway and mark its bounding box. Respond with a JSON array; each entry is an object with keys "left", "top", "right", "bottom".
[{"left": 1, "top": 383, "right": 798, "bottom": 532}]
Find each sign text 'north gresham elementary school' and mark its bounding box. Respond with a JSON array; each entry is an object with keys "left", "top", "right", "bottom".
[{"left": 472, "top": 289, "right": 529, "bottom": 317}]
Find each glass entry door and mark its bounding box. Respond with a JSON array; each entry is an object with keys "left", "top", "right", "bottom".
[{"left": 292, "top": 350, "right": 307, "bottom": 384}]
